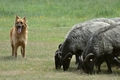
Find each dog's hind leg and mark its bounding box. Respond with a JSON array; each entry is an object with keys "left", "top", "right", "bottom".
[
  {"left": 11, "top": 44, "right": 14, "bottom": 56},
  {"left": 23, "top": 47, "right": 26, "bottom": 58}
]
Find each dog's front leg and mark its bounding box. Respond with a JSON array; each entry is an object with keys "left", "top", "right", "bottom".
[{"left": 14, "top": 45, "right": 18, "bottom": 58}]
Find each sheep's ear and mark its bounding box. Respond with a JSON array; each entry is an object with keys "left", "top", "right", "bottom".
[{"left": 84, "top": 53, "right": 94, "bottom": 62}]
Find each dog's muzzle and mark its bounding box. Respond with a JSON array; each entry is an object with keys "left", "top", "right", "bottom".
[{"left": 17, "top": 26, "right": 23, "bottom": 34}]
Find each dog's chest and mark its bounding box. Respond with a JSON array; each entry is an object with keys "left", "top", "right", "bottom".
[
  {"left": 14, "top": 34, "right": 26, "bottom": 44},
  {"left": 17, "top": 36, "right": 25, "bottom": 41},
  {"left": 12, "top": 33, "right": 27, "bottom": 46}
]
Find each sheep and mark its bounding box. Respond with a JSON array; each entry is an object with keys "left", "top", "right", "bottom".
[
  {"left": 110, "top": 17, "right": 120, "bottom": 23},
  {"left": 79, "top": 23, "right": 120, "bottom": 74},
  {"left": 60, "top": 18, "right": 116, "bottom": 71}
]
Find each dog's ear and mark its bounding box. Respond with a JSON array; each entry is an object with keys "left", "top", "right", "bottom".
[
  {"left": 16, "top": 15, "right": 20, "bottom": 19},
  {"left": 16, "top": 15, "right": 20, "bottom": 22},
  {"left": 23, "top": 17, "right": 26, "bottom": 23}
]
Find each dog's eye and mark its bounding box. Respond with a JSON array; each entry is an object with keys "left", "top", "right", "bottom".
[
  {"left": 16, "top": 22, "right": 19, "bottom": 24},
  {"left": 20, "top": 22, "right": 23, "bottom": 24},
  {"left": 16, "top": 22, "right": 23, "bottom": 24}
]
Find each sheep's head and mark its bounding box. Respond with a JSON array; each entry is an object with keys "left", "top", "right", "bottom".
[
  {"left": 55, "top": 50, "right": 62, "bottom": 69},
  {"left": 82, "top": 53, "right": 95, "bottom": 74},
  {"left": 62, "top": 53, "right": 72, "bottom": 71}
]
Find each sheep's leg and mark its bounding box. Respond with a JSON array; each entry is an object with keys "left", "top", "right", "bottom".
[
  {"left": 75, "top": 54, "right": 79, "bottom": 64},
  {"left": 96, "top": 56, "right": 104, "bottom": 73},
  {"left": 75, "top": 50, "right": 82, "bottom": 64},
  {"left": 105, "top": 54, "right": 113, "bottom": 73}
]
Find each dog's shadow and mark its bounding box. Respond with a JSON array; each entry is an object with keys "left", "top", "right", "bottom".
[{"left": 0, "top": 56, "right": 16, "bottom": 61}]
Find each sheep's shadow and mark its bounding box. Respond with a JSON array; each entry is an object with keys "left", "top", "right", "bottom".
[{"left": 55, "top": 61, "right": 120, "bottom": 75}]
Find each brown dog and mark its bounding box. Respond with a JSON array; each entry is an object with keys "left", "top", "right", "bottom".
[{"left": 10, "top": 16, "right": 28, "bottom": 58}]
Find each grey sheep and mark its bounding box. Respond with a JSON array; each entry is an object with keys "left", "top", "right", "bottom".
[
  {"left": 79, "top": 23, "right": 120, "bottom": 74},
  {"left": 60, "top": 18, "right": 116, "bottom": 71}
]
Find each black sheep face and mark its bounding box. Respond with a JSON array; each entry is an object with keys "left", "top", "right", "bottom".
[
  {"left": 55, "top": 50, "right": 62, "bottom": 69},
  {"left": 63, "top": 55, "right": 72, "bottom": 71},
  {"left": 83, "top": 58, "right": 94, "bottom": 74},
  {"left": 82, "top": 53, "right": 95, "bottom": 74}
]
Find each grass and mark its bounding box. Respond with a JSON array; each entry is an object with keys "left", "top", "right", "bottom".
[{"left": 0, "top": 0, "right": 120, "bottom": 79}]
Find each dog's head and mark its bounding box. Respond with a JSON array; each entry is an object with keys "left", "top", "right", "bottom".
[{"left": 15, "top": 15, "right": 27, "bottom": 34}]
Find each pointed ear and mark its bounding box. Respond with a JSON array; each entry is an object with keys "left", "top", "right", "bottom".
[
  {"left": 23, "top": 17, "right": 26, "bottom": 22},
  {"left": 16, "top": 15, "right": 20, "bottom": 20}
]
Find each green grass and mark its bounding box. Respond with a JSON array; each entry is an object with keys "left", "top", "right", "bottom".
[{"left": 0, "top": 0, "right": 120, "bottom": 80}]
